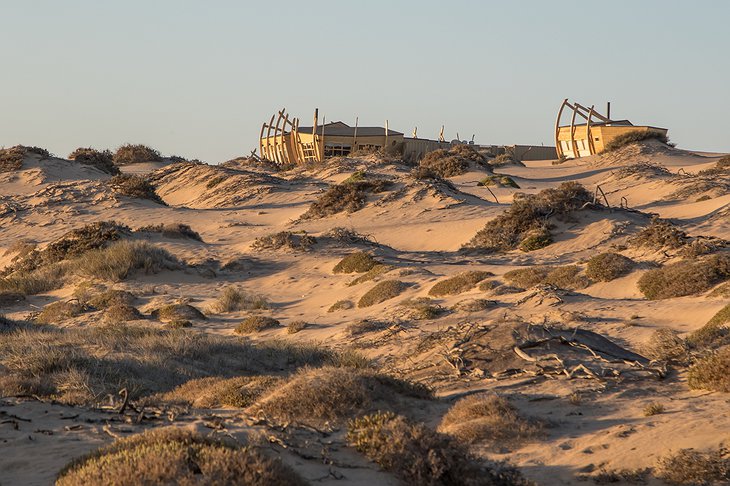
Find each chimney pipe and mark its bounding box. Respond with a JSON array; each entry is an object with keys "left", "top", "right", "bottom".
[{"left": 607, "top": 102, "right": 611, "bottom": 120}]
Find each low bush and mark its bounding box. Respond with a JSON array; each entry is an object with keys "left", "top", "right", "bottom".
[
  {"left": 103, "top": 304, "right": 143, "bottom": 323},
  {"left": 348, "top": 412, "right": 529, "bottom": 486},
  {"left": 603, "top": 130, "right": 673, "bottom": 152},
  {"left": 489, "top": 153, "right": 517, "bottom": 167},
  {"left": 346, "top": 319, "right": 390, "bottom": 337},
  {"left": 251, "top": 231, "right": 316, "bottom": 251},
  {"left": 452, "top": 299, "right": 495, "bottom": 313},
  {"left": 210, "top": 287, "right": 268, "bottom": 313},
  {"left": 358, "top": 280, "right": 407, "bottom": 308},
  {"left": 656, "top": 447, "right": 730, "bottom": 485},
  {"left": 643, "top": 329, "right": 689, "bottom": 364},
  {"left": 463, "top": 182, "right": 593, "bottom": 252},
  {"left": 72, "top": 240, "right": 179, "bottom": 281},
  {"left": 517, "top": 227, "right": 553, "bottom": 252},
  {"left": 415, "top": 150, "right": 469, "bottom": 178},
  {"left": 504, "top": 265, "right": 590, "bottom": 290},
  {"left": 151, "top": 303, "right": 206, "bottom": 322},
  {"left": 113, "top": 144, "right": 162, "bottom": 165},
  {"left": 585, "top": 252, "right": 635, "bottom": 281},
  {"left": 56, "top": 428, "right": 307, "bottom": 486},
  {"left": 136, "top": 223, "right": 202, "bottom": 241},
  {"left": 287, "top": 320, "right": 307, "bottom": 334},
  {"left": 637, "top": 254, "right": 730, "bottom": 299},
  {"left": 478, "top": 175, "right": 520, "bottom": 188},
  {"left": 348, "top": 264, "right": 395, "bottom": 286},
  {"left": 158, "top": 375, "right": 281, "bottom": 408},
  {"left": 68, "top": 147, "right": 119, "bottom": 175},
  {"left": 333, "top": 251, "right": 379, "bottom": 274},
  {"left": 428, "top": 271, "right": 494, "bottom": 296},
  {"left": 235, "top": 316, "right": 280, "bottom": 334},
  {"left": 109, "top": 174, "right": 166, "bottom": 205},
  {"left": 86, "top": 289, "right": 136, "bottom": 309},
  {"left": 687, "top": 348, "right": 730, "bottom": 392},
  {"left": 400, "top": 297, "right": 443, "bottom": 320},
  {"left": 0, "top": 146, "right": 26, "bottom": 172},
  {"left": 0, "top": 263, "right": 66, "bottom": 295},
  {"left": 302, "top": 178, "right": 389, "bottom": 219},
  {"left": 631, "top": 218, "right": 689, "bottom": 250},
  {"left": 328, "top": 300, "right": 354, "bottom": 313},
  {"left": 36, "top": 301, "right": 85, "bottom": 324},
  {"left": 643, "top": 402, "right": 665, "bottom": 416},
  {"left": 687, "top": 304, "right": 730, "bottom": 349}
]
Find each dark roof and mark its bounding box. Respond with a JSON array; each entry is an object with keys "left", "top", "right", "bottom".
[
  {"left": 560, "top": 119, "right": 635, "bottom": 128},
  {"left": 297, "top": 121, "right": 402, "bottom": 137}
]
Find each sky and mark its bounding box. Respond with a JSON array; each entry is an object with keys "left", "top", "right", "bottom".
[{"left": 1, "top": 1, "right": 728, "bottom": 163}]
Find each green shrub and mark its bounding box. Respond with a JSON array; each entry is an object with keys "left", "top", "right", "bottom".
[
  {"left": 235, "top": 316, "right": 280, "bottom": 334},
  {"left": 586, "top": 252, "right": 635, "bottom": 281},
  {"left": 603, "top": 130, "right": 673, "bottom": 152},
  {"left": 428, "top": 271, "right": 494, "bottom": 296},
  {"left": 643, "top": 402, "right": 665, "bottom": 416},
  {"left": 72, "top": 240, "right": 179, "bottom": 281},
  {"left": 68, "top": 147, "right": 119, "bottom": 175},
  {"left": 113, "top": 144, "right": 162, "bottom": 165},
  {"left": 478, "top": 175, "right": 520, "bottom": 188},
  {"left": 631, "top": 218, "right": 688, "bottom": 250},
  {"left": 251, "top": 231, "right": 316, "bottom": 251},
  {"left": 518, "top": 228, "right": 553, "bottom": 252},
  {"left": 303, "top": 178, "right": 389, "bottom": 218},
  {"left": 637, "top": 254, "right": 730, "bottom": 299},
  {"left": 109, "top": 174, "right": 166, "bottom": 205},
  {"left": 0, "top": 146, "right": 27, "bottom": 172},
  {"left": 86, "top": 289, "right": 136, "bottom": 309},
  {"left": 333, "top": 251, "right": 379, "bottom": 274},
  {"left": 358, "top": 280, "right": 407, "bottom": 307},
  {"left": 504, "top": 265, "right": 589, "bottom": 290},
  {"left": 688, "top": 348, "right": 730, "bottom": 392}
]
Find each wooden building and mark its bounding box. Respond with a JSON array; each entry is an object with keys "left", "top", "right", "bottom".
[{"left": 555, "top": 99, "right": 668, "bottom": 159}]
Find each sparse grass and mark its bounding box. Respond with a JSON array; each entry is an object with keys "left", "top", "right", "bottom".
[
  {"left": 414, "top": 149, "right": 470, "bottom": 179},
  {"left": 164, "top": 320, "right": 192, "bottom": 329},
  {"left": 346, "top": 319, "right": 390, "bottom": 337},
  {"left": 72, "top": 240, "right": 180, "bottom": 281},
  {"left": 333, "top": 251, "right": 379, "bottom": 274},
  {"left": 86, "top": 289, "right": 136, "bottom": 309},
  {"left": 348, "top": 264, "right": 395, "bottom": 286},
  {"left": 489, "top": 153, "right": 516, "bottom": 167},
  {"left": 358, "top": 280, "right": 407, "bottom": 307},
  {"left": 322, "top": 226, "right": 374, "bottom": 245},
  {"left": 303, "top": 178, "right": 389, "bottom": 219},
  {"left": 103, "top": 304, "right": 143, "bottom": 323},
  {"left": 68, "top": 147, "right": 119, "bottom": 175},
  {"left": 603, "top": 130, "right": 673, "bottom": 152},
  {"left": 151, "top": 303, "right": 206, "bottom": 322},
  {"left": 478, "top": 175, "right": 520, "bottom": 188},
  {"left": 112, "top": 144, "right": 162, "bottom": 165},
  {"left": 643, "top": 402, "right": 665, "bottom": 416},
  {"left": 248, "top": 367, "right": 430, "bottom": 426},
  {"left": 287, "top": 320, "right": 307, "bottom": 334},
  {"left": 428, "top": 271, "right": 494, "bottom": 296},
  {"left": 463, "top": 182, "right": 593, "bottom": 252},
  {"left": 438, "top": 394, "right": 543, "bottom": 449},
  {"left": 478, "top": 280, "right": 500, "bottom": 292},
  {"left": 348, "top": 411, "right": 528, "bottom": 486},
  {"left": 637, "top": 254, "right": 730, "bottom": 299},
  {"left": 687, "top": 304, "right": 730, "bottom": 349},
  {"left": 235, "top": 316, "right": 280, "bottom": 334},
  {"left": 108, "top": 174, "right": 166, "bottom": 204},
  {"left": 158, "top": 375, "right": 281, "bottom": 408},
  {"left": 0, "top": 263, "right": 67, "bottom": 295},
  {"left": 0, "top": 146, "right": 27, "bottom": 172},
  {"left": 631, "top": 218, "right": 688, "bottom": 250},
  {"left": 328, "top": 300, "right": 354, "bottom": 313},
  {"left": 644, "top": 329, "right": 689, "bottom": 364},
  {"left": 136, "top": 223, "right": 202, "bottom": 241},
  {"left": 504, "top": 265, "right": 590, "bottom": 290},
  {"left": 251, "top": 231, "right": 316, "bottom": 251},
  {"left": 586, "top": 252, "right": 635, "bottom": 281},
  {"left": 656, "top": 447, "right": 730, "bottom": 485},
  {"left": 36, "top": 301, "right": 85, "bottom": 324},
  {"left": 518, "top": 227, "right": 553, "bottom": 252},
  {"left": 400, "top": 297, "right": 443, "bottom": 320},
  {"left": 688, "top": 348, "right": 730, "bottom": 392},
  {"left": 56, "top": 428, "right": 307, "bottom": 486},
  {"left": 452, "top": 298, "right": 495, "bottom": 313},
  {"left": 210, "top": 287, "right": 269, "bottom": 313}
]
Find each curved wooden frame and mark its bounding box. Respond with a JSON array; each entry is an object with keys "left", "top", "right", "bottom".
[
  {"left": 555, "top": 99, "right": 568, "bottom": 158},
  {"left": 586, "top": 105, "right": 595, "bottom": 155}
]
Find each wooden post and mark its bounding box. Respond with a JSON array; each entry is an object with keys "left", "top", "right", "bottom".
[
  {"left": 586, "top": 105, "right": 595, "bottom": 155},
  {"left": 607, "top": 102, "right": 611, "bottom": 121},
  {"left": 439, "top": 125, "right": 445, "bottom": 142},
  {"left": 385, "top": 120, "right": 389, "bottom": 147},
  {"left": 412, "top": 126, "right": 417, "bottom": 138},
  {"left": 352, "top": 116, "right": 358, "bottom": 152},
  {"left": 320, "top": 116, "right": 325, "bottom": 162}
]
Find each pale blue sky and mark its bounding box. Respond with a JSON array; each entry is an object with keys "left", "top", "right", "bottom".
[{"left": 1, "top": 1, "right": 728, "bottom": 162}]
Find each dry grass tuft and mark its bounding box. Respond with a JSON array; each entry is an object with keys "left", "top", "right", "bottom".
[
  {"left": 428, "top": 271, "right": 494, "bottom": 296},
  {"left": 687, "top": 304, "right": 730, "bottom": 349},
  {"left": 348, "top": 264, "right": 395, "bottom": 286},
  {"left": 643, "top": 402, "right": 665, "bottom": 416},
  {"left": 644, "top": 329, "right": 689, "bottom": 364},
  {"left": 56, "top": 427, "right": 307, "bottom": 486},
  {"left": 235, "top": 316, "right": 280, "bottom": 334},
  {"left": 358, "top": 280, "right": 407, "bottom": 307},
  {"left": 109, "top": 174, "right": 166, "bottom": 204},
  {"left": 68, "top": 147, "right": 119, "bottom": 175},
  {"left": 688, "top": 348, "right": 730, "bottom": 392},
  {"left": 637, "top": 254, "right": 730, "bottom": 299},
  {"left": 210, "top": 287, "right": 268, "bottom": 313},
  {"left": 103, "top": 304, "right": 143, "bottom": 323},
  {"left": 586, "top": 252, "right": 635, "bottom": 281},
  {"left": 73, "top": 240, "right": 180, "bottom": 281},
  {"left": 303, "top": 177, "right": 389, "bottom": 219},
  {"left": 328, "top": 300, "right": 354, "bottom": 313},
  {"left": 287, "top": 320, "right": 308, "bottom": 334},
  {"left": 504, "top": 265, "right": 590, "bottom": 290},
  {"left": 603, "top": 130, "right": 673, "bottom": 152},
  {"left": 158, "top": 375, "right": 281, "bottom": 408},
  {"left": 464, "top": 182, "right": 592, "bottom": 253},
  {"left": 251, "top": 231, "right": 316, "bottom": 251},
  {"left": 136, "top": 223, "right": 202, "bottom": 241},
  {"left": 400, "top": 297, "right": 444, "bottom": 320},
  {"left": 631, "top": 218, "right": 689, "bottom": 250},
  {"left": 656, "top": 447, "right": 730, "bottom": 485},
  {"left": 438, "top": 394, "right": 543, "bottom": 448},
  {"left": 452, "top": 298, "right": 495, "bottom": 313},
  {"left": 333, "top": 251, "right": 379, "bottom": 274},
  {"left": 151, "top": 303, "right": 206, "bottom": 322},
  {"left": 36, "top": 301, "right": 85, "bottom": 324},
  {"left": 112, "top": 143, "right": 162, "bottom": 165},
  {"left": 86, "top": 289, "right": 136, "bottom": 309},
  {"left": 479, "top": 175, "right": 520, "bottom": 188},
  {"left": 348, "top": 411, "right": 529, "bottom": 486}
]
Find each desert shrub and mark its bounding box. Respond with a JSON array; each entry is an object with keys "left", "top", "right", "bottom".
[
  {"left": 631, "top": 218, "right": 689, "bottom": 250},
  {"left": 478, "top": 175, "right": 520, "bottom": 188},
  {"left": 322, "top": 226, "right": 375, "bottom": 245},
  {"left": 464, "top": 182, "right": 593, "bottom": 252},
  {"left": 211, "top": 287, "right": 268, "bottom": 313},
  {"left": 108, "top": 174, "right": 166, "bottom": 204},
  {"left": 438, "top": 394, "right": 543, "bottom": 448},
  {"left": 303, "top": 178, "right": 389, "bottom": 219},
  {"left": 346, "top": 319, "right": 390, "bottom": 337},
  {"left": 251, "top": 231, "right": 316, "bottom": 251},
  {"left": 688, "top": 304, "right": 730, "bottom": 349},
  {"left": 235, "top": 316, "right": 280, "bottom": 334},
  {"left": 136, "top": 223, "right": 202, "bottom": 241},
  {"left": 637, "top": 254, "right": 730, "bottom": 299},
  {"left": 68, "top": 147, "right": 119, "bottom": 175},
  {"left": 517, "top": 227, "right": 552, "bottom": 252},
  {"left": 656, "top": 447, "right": 730, "bottom": 485},
  {"left": 415, "top": 150, "right": 469, "bottom": 178},
  {"left": 643, "top": 402, "right": 665, "bottom": 416},
  {"left": 151, "top": 303, "right": 206, "bottom": 322},
  {"left": 348, "top": 412, "right": 528, "bottom": 486},
  {"left": 504, "top": 265, "right": 590, "bottom": 290},
  {"left": 113, "top": 143, "right": 162, "bottom": 165},
  {"left": 249, "top": 367, "right": 430, "bottom": 426},
  {"left": 86, "top": 289, "right": 136, "bottom": 309},
  {"left": 56, "top": 428, "right": 307, "bottom": 486},
  {"left": 688, "top": 348, "right": 730, "bottom": 392},
  {"left": 0, "top": 146, "right": 27, "bottom": 172},
  {"left": 72, "top": 240, "right": 179, "bottom": 281},
  {"left": 489, "top": 153, "right": 517, "bottom": 167},
  {"left": 0, "top": 263, "right": 67, "bottom": 295},
  {"left": 604, "top": 130, "right": 673, "bottom": 152},
  {"left": 328, "top": 300, "right": 354, "bottom": 313},
  {"left": 164, "top": 320, "right": 192, "bottom": 329},
  {"left": 478, "top": 280, "right": 500, "bottom": 292},
  {"left": 452, "top": 299, "right": 495, "bottom": 313},
  {"left": 429, "top": 270, "right": 494, "bottom": 296},
  {"left": 333, "top": 251, "right": 378, "bottom": 274},
  {"left": 644, "top": 329, "right": 689, "bottom": 363},
  {"left": 590, "top": 468, "right": 650, "bottom": 484},
  {"left": 158, "top": 375, "right": 281, "bottom": 408},
  {"left": 358, "top": 280, "right": 407, "bottom": 308},
  {"left": 717, "top": 155, "right": 730, "bottom": 169},
  {"left": 103, "top": 304, "right": 143, "bottom": 323},
  {"left": 348, "top": 264, "right": 395, "bottom": 286},
  {"left": 287, "top": 320, "right": 307, "bottom": 334},
  {"left": 400, "top": 297, "right": 443, "bottom": 320},
  {"left": 36, "top": 301, "right": 85, "bottom": 324},
  {"left": 586, "top": 252, "right": 635, "bottom": 281}
]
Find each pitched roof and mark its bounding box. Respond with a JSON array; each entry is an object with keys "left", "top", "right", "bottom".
[{"left": 297, "top": 121, "right": 402, "bottom": 137}]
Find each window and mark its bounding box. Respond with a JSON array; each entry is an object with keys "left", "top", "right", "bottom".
[{"left": 324, "top": 144, "right": 352, "bottom": 157}]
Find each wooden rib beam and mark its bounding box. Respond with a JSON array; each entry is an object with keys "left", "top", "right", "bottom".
[
  {"left": 555, "top": 99, "right": 568, "bottom": 158},
  {"left": 586, "top": 105, "right": 596, "bottom": 155},
  {"left": 259, "top": 122, "right": 266, "bottom": 160},
  {"left": 569, "top": 103, "right": 578, "bottom": 158},
  {"left": 264, "top": 113, "right": 275, "bottom": 161}
]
